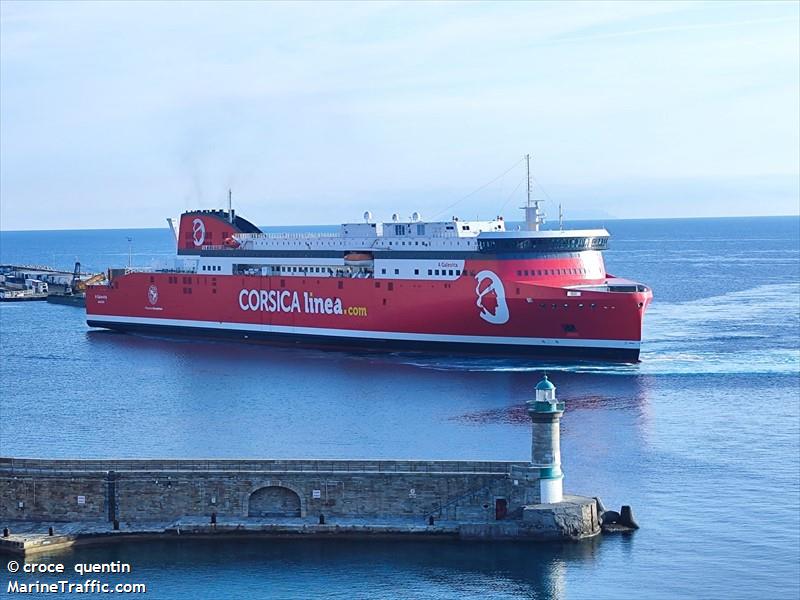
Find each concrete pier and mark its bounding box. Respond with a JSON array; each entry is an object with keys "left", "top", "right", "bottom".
[{"left": 0, "top": 376, "right": 610, "bottom": 556}]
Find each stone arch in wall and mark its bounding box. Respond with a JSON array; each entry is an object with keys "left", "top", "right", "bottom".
[{"left": 247, "top": 486, "right": 302, "bottom": 517}]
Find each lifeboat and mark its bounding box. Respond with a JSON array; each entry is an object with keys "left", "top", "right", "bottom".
[
  {"left": 344, "top": 252, "right": 373, "bottom": 265},
  {"left": 224, "top": 236, "right": 241, "bottom": 248}
]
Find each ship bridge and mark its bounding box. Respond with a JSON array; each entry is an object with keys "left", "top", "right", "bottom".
[{"left": 476, "top": 229, "right": 610, "bottom": 253}]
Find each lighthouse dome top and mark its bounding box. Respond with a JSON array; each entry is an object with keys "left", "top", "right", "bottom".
[{"left": 535, "top": 375, "right": 556, "bottom": 391}]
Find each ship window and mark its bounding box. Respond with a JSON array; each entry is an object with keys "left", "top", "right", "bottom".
[
  {"left": 375, "top": 282, "right": 381, "bottom": 288},
  {"left": 416, "top": 224, "right": 425, "bottom": 235},
  {"left": 212, "top": 289, "right": 217, "bottom": 294},
  {"left": 428, "top": 270, "right": 432, "bottom": 275},
  {"left": 280, "top": 279, "right": 285, "bottom": 288},
  {"left": 381, "top": 269, "right": 386, "bottom": 274},
  {"left": 435, "top": 270, "right": 440, "bottom": 275},
  {"left": 388, "top": 282, "right": 394, "bottom": 291},
  {"left": 449, "top": 270, "right": 454, "bottom": 276},
  {"left": 394, "top": 269, "right": 399, "bottom": 274},
  {"left": 517, "top": 270, "right": 522, "bottom": 276},
  {"left": 150, "top": 276, "right": 155, "bottom": 282},
  {"left": 414, "top": 269, "right": 419, "bottom": 275},
  {"left": 537, "top": 270, "right": 542, "bottom": 276},
  {"left": 382, "top": 298, "right": 387, "bottom": 305},
  {"left": 591, "top": 303, "right": 596, "bottom": 309},
  {"left": 338, "top": 281, "right": 343, "bottom": 289}
]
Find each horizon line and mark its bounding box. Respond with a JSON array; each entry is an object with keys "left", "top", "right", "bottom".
[{"left": 1, "top": 212, "right": 798, "bottom": 234}]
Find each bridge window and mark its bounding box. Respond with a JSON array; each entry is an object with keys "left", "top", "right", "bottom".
[{"left": 414, "top": 269, "right": 419, "bottom": 275}]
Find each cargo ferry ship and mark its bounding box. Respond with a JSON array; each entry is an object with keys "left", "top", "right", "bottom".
[{"left": 86, "top": 176, "right": 652, "bottom": 360}]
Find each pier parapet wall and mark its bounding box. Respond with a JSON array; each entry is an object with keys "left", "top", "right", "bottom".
[{"left": 0, "top": 458, "right": 539, "bottom": 523}]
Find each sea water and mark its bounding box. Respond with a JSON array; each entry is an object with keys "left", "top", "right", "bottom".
[{"left": 1, "top": 216, "right": 798, "bottom": 599}]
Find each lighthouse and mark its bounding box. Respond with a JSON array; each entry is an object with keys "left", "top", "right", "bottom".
[{"left": 528, "top": 375, "right": 565, "bottom": 504}]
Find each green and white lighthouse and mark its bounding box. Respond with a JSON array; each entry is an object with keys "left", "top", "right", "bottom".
[{"left": 528, "top": 375, "right": 565, "bottom": 504}]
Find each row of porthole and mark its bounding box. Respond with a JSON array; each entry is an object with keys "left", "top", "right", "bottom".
[
  {"left": 539, "top": 303, "right": 615, "bottom": 310},
  {"left": 518, "top": 267, "right": 597, "bottom": 277}
]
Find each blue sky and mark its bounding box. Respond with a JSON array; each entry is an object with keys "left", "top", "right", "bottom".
[{"left": 1, "top": 1, "right": 798, "bottom": 230}]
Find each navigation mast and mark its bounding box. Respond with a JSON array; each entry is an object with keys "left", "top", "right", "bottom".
[{"left": 523, "top": 154, "right": 545, "bottom": 231}]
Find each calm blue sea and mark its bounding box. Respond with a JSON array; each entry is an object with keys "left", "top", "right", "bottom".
[{"left": 1, "top": 216, "right": 799, "bottom": 599}]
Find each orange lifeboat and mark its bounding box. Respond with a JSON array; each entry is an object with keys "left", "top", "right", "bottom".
[{"left": 344, "top": 252, "right": 373, "bottom": 264}]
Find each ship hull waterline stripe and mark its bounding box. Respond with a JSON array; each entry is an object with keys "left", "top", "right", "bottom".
[
  {"left": 86, "top": 315, "right": 640, "bottom": 349},
  {"left": 87, "top": 320, "right": 640, "bottom": 360}
]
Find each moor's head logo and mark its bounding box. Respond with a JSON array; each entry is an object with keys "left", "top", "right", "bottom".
[
  {"left": 192, "top": 218, "right": 206, "bottom": 247},
  {"left": 148, "top": 285, "right": 159, "bottom": 305},
  {"left": 474, "top": 270, "right": 509, "bottom": 325}
]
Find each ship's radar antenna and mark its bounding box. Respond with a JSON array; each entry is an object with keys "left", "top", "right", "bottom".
[
  {"left": 363, "top": 210, "right": 373, "bottom": 223},
  {"left": 411, "top": 211, "right": 421, "bottom": 222},
  {"left": 392, "top": 213, "right": 400, "bottom": 222},
  {"left": 559, "top": 204, "right": 564, "bottom": 231},
  {"left": 228, "top": 189, "right": 234, "bottom": 224},
  {"left": 522, "top": 154, "right": 545, "bottom": 231}
]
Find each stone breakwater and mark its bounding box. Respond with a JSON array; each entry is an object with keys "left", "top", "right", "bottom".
[{"left": 0, "top": 458, "right": 600, "bottom": 556}]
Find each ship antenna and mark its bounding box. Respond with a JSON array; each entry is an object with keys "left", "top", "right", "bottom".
[
  {"left": 559, "top": 203, "right": 563, "bottom": 231},
  {"left": 228, "top": 188, "right": 233, "bottom": 224},
  {"left": 526, "top": 153, "right": 532, "bottom": 215}
]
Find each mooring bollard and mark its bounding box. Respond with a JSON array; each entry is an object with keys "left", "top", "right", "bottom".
[
  {"left": 48, "top": 526, "right": 54, "bottom": 536},
  {"left": 2, "top": 527, "right": 9, "bottom": 538},
  {"left": 319, "top": 514, "right": 325, "bottom": 525},
  {"left": 428, "top": 515, "right": 435, "bottom": 526},
  {"left": 113, "top": 519, "right": 120, "bottom": 531}
]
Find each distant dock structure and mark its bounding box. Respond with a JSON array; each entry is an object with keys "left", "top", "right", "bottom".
[
  {"left": 0, "top": 263, "right": 104, "bottom": 305},
  {"left": 0, "top": 376, "right": 635, "bottom": 556}
]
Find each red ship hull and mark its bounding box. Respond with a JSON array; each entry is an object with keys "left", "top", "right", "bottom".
[{"left": 86, "top": 265, "right": 651, "bottom": 360}]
